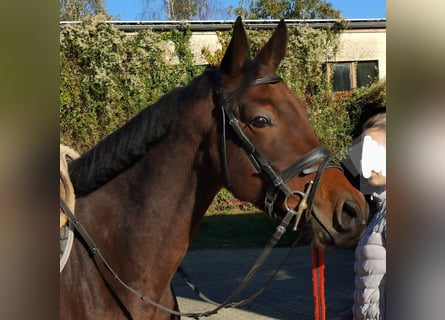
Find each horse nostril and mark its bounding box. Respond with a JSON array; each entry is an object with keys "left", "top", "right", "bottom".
[
  {"left": 344, "top": 200, "right": 359, "bottom": 218},
  {"left": 337, "top": 200, "right": 361, "bottom": 230}
]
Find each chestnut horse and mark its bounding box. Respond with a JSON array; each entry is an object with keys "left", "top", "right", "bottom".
[{"left": 60, "top": 18, "right": 369, "bottom": 319}]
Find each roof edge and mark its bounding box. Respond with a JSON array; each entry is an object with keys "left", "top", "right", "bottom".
[{"left": 60, "top": 18, "right": 386, "bottom": 32}]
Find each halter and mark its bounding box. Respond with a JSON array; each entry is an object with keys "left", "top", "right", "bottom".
[{"left": 212, "top": 69, "right": 342, "bottom": 237}]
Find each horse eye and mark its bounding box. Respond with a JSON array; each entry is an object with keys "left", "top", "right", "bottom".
[{"left": 250, "top": 116, "right": 271, "bottom": 128}]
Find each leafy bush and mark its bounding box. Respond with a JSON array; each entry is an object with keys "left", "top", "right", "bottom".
[
  {"left": 60, "top": 15, "right": 204, "bottom": 152},
  {"left": 207, "top": 188, "right": 257, "bottom": 214},
  {"left": 336, "top": 80, "right": 386, "bottom": 138}
]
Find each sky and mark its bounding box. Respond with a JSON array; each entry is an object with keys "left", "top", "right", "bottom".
[{"left": 105, "top": 0, "right": 386, "bottom": 21}]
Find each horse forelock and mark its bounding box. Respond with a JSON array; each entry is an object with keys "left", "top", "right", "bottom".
[{"left": 69, "top": 74, "right": 213, "bottom": 197}]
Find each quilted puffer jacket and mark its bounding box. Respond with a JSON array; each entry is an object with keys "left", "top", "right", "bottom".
[{"left": 352, "top": 191, "right": 386, "bottom": 320}]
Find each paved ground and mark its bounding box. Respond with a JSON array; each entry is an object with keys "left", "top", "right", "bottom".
[{"left": 172, "top": 245, "right": 355, "bottom": 319}]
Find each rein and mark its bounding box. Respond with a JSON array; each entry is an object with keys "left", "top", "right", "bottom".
[{"left": 60, "top": 195, "right": 304, "bottom": 319}]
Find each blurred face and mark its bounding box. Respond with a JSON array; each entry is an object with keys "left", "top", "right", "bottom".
[{"left": 361, "top": 128, "right": 386, "bottom": 187}]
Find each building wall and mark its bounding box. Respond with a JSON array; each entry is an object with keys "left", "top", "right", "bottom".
[
  {"left": 189, "top": 27, "right": 386, "bottom": 81},
  {"left": 190, "top": 32, "right": 221, "bottom": 65},
  {"left": 80, "top": 21, "right": 386, "bottom": 75},
  {"left": 334, "top": 29, "right": 386, "bottom": 79}
]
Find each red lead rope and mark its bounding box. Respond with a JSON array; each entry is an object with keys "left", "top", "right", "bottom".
[{"left": 312, "top": 247, "right": 326, "bottom": 320}]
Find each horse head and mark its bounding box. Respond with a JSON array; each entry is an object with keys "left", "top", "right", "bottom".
[{"left": 214, "top": 17, "right": 369, "bottom": 249}]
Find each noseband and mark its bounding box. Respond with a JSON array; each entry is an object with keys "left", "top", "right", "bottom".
[{"left": 211, "top": 70, "right": 341, "bottom": 238}]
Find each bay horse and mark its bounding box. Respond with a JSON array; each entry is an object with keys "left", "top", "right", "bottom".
[{"left": 60, "top": 17, "right": 369, "bottom": 319}]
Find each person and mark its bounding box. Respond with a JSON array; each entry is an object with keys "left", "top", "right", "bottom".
[{"left": 331, "top": 111, "right": 386, "bottom": 320}]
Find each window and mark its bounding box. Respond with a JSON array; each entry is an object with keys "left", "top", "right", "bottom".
[
  {"left": 356, "top": 61, "right": 379, "bottom": 88},
  {"left": 328, "top": 60, "right": 379, "bottom": 92},
  {"left": 332, "top": 63, "right": 352, "bottom": 92}
]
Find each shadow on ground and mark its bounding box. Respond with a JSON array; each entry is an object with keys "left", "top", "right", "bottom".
[
  {"left": 173, "top": 246, "right": 355, "bottom": 320},
  {"left": 178, "top": 213, "right": 356, "bottom": 319},
  {"left": 191, "top": 213, "right": 312, "bottom": 248}
]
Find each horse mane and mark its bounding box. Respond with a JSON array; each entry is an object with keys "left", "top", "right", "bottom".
[{"left": 69, "top": 71, "right": 213, "bottom": 197}]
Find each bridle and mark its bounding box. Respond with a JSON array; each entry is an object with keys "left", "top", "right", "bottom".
[
  {"left": 212, "top": 69, "right": 342, "bottom": 239},
  {"left": 59, "top": 69, "right": 344, "bottom": 319}
]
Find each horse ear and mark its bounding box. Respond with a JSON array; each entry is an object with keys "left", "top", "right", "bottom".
[
  {"left": 254, "top": 19, "right": 288, "bottom": 71},
  {"left": 220, "top": 16, "right": 248, "bottom": 77}
]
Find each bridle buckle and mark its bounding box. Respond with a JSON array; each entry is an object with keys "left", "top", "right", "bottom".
[{"left": 284, "top": 181, "right": 314, "bottom": 231}]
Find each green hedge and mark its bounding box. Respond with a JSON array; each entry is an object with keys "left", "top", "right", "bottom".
[
  {"left": 60, "top": 16, "right": 205, "bottom": 151},
  {"left": 60, "top": 16, "right": 385, "bottom": 214}
]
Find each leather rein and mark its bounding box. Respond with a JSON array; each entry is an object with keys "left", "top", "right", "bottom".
[{"left": 60, "top": 70, "right": 342, "bottom": 319}]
